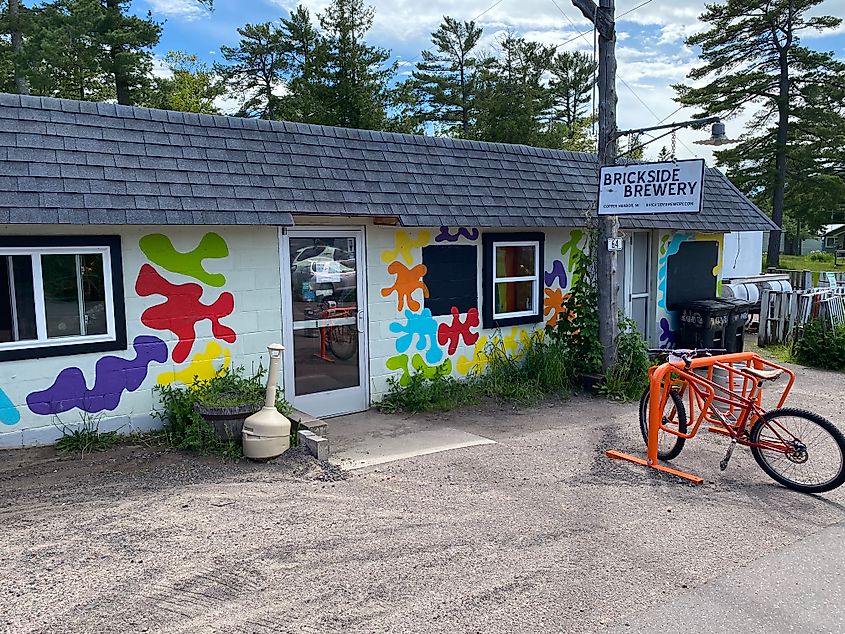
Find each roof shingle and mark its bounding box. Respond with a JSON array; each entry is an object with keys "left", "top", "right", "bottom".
[{"left": 0, "top": 93, "right": 776, "bottom": 231}]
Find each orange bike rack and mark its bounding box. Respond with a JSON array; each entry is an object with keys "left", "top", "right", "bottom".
[{"left": 606, "top": 351, "right": 795, "bottom": 486}]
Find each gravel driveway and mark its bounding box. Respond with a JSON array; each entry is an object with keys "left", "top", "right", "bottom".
[{"left": 2, "top": 361, "right": 844, "bottom": 633}]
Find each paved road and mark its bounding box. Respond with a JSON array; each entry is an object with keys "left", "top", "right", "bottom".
[{"left": 609, "top": 519, "right": 845, "bottom": 633}]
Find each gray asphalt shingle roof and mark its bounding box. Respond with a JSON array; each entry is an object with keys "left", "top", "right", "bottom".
[{"left": 0, "top": 93, "right": 776, "bottom": 232}]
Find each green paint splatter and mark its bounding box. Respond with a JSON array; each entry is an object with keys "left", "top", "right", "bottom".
[
  {"left": 139, "top": 233, "right": 228, "bottom": 287},
  {"left": 386, "top": 353, "right": 453, "bottom": 386},
  {"left": 561, "top": 229, "right": 585, "bottom": 286}
]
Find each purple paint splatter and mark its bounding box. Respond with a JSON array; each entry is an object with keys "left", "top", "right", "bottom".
[
  {"left": 544, "top": 260, "right": 567, "bottom": 288},
  {"left": 26, "top": 336, "right": 168, "bottom": 415},
  {"left": 435, "top": 227, "right": 480, "bottom": 243},
  {"left": 659, "top": 318, "right": 677, "bottom": 348}
]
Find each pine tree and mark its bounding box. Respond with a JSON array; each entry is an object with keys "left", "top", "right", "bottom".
[
  {"left": 474, "top": 33, "right": 555, "bottom": 146},
  {"left": 412, "top": 16, "right": 483, "bottom": 138},
  {"left": 277, "top": 5, "right": 327, "bottom": 123},
  {"left": 219, "top": 22, "right": 287, "bottom": 119},
  {"left": 99, "top": 0, "right": 161, "bottom": 105},
  {"left": 674, "top": 0, "right": 845, "bottom": 268},
  {"left": 549, "top": 51, "right": 595, "bottom": 141},
  {"left": 656, "top": 145, "right": 672, "bottom": 162},
  {"left": 317, "top": 0, "right": 395, "bottom": 129}
]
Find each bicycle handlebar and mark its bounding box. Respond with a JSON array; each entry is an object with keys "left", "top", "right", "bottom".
[{"left": 646, "top": 348, "right": 728, "bottom": 367}]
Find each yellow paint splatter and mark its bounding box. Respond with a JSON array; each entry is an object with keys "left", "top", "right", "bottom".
[
  {"left": 456, "top": 335, "right": 489, "bottom": 376},
  {"left": 158, "top": 341, "right": 231, "bottom": 386},
  {"left": 380, "top": 230, "right": 431, "bottom": 265}
]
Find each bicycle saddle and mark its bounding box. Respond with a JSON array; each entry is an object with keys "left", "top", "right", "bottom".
[{"left": 740, "top": 367, "right": 784, "bottom": 381}]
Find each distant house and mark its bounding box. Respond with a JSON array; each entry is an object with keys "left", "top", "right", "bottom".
[
  {"left": 822, "top": 225, "right": 845, "bottom": 253},
  {"left": 0, "top": 93, "right": 775, "bottom": 446}
]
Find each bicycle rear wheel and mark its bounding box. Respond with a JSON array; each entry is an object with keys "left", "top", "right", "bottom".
[
  {"left": 639, "top": 387, "right": 687, "bottom": 461},
  {"left": 750, "top": 408, "right": 845, "bottom": 494},
  {"left": 328, "top": 324, "right": 357, "bottom": 361}
]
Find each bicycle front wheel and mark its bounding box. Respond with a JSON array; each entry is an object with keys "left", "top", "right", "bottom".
[
  {"left": 328, "top": 324, "right": 357, "bottom": 361},
  {"left": 639, "top": 387, "right": 687, "bottom": 461},
  {"left": 750, "top": 408, "right": 845, "bottom": 494}
]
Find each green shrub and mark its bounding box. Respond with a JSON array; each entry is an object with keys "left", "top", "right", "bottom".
[
  {"left": 153, "top": 365, "right": 294, "bottom": 456},
  {"left": 550, "top": 247, "right": 603, "bottom": 376},
  {"left": 599, "top": 315, "right": 650, "bottom": 401},
  {"left": 808, "top": 250, "right": 834, "bottom": 263},
  {"left": 376, "top": 331, "right": 574, "bottom": 414},
  {"left": 794, "top": 319, "right": 845, "bottom": 371}
]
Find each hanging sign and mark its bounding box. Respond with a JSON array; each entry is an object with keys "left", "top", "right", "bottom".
[{"left": 598, "top": 158, "right": 705, "bottom": 215}]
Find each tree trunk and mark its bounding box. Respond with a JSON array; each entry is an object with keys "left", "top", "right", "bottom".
[
  {"left": 766, "top": 47, "right": 791, "bottom": 268},
  {"left": 106, "top": 0, "right": 131, "bottom": 105},
  {"left": 9, "top": 0, "right": 30, "bottom": 95}
]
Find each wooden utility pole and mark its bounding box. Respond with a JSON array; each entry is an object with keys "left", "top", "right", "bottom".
[{"left": 572, "top": 0, "right": 618, "bottom": 371}]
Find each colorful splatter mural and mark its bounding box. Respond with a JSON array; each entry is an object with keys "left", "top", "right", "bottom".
[
  {"left": 544, "top": 260, "right": 567, "bottom": 288},
  {"left": 157, "top": 341, "right": 232, "bottom": 386},
  {"left": 390, "top": 308, "right": 443, "bottom": 366},
  {"left": 437, "top": 307, "right": 480, "bottom": 355},
  {"left": 380, "top": 261, "right": 429, "bottom": 311},
  {"left": 378, "top": 227, "right": 582, "bottom": 390},
  {"left": 655, "top": 232, "right": 724, "bottom": 348},
  {"left": 26, "top": 336, "right": 168, "bottom": 415},
  {"left": 435, "top": 227, "right": 480, "bottom": 243},
  {"left": 380, "top": 230, "right": 431, "bottom": 265},
  {"left": 0, "top": 388, "right": 20, "bottom": 426},
  {"left": 139, "top": 232, "right": 229, "bottom": 287},
  {"left": 136, "top": 263, "right": 236, "bottom": 364},
  {"left": 386, "top": 353, "right": 454, "bottom": 387}
]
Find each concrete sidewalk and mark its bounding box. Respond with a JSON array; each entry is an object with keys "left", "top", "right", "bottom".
[{"left": 610, "top": 520, "right": 845, "bottom": 633}]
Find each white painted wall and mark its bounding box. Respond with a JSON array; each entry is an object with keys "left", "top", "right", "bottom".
[{"left": 722, "top": 232, "right": 763, "bottom": 279}]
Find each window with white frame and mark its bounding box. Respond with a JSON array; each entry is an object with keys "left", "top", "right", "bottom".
[
  {"left": 0, "top": 237, "right": 125, "bottom": 360},
  {"left": 482, "top": 233, "right": 544, "bottom": 328}
]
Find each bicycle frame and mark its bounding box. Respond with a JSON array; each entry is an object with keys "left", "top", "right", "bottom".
[{"left": 607, "top": 352, "right": 797, "bottom": 485}]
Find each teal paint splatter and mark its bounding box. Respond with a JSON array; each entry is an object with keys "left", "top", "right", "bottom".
[{"left": 0, "top": 388, "right": 20, "bottom": 425}]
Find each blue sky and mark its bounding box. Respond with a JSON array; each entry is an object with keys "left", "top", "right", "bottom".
[{"left": 139, "top": 0, "right": 845, "bottom": 163}]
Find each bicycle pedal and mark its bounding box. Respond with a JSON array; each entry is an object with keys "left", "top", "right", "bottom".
[{"left": 720, "top": 441, "right": 737, "bottom": 471}]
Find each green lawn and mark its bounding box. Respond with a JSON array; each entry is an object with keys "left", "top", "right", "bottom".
[{"left": 763, "top": 253, "right": 843, "bottom": 277}]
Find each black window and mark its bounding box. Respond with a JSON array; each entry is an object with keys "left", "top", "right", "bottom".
[
  {"left": 0, "top": 236, "right": 126, "bottom": 361},
  {"left": 422, "top": 245, "right": 478, "bottom": 317}
]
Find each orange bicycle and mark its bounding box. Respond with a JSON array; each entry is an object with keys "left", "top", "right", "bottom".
[{"left": 613, "top": 349, "right": 845, "bottom": 494}]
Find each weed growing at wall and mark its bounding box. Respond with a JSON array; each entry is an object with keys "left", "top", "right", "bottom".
[
  {"left": 54, "top": 413, "right": 120, "bottom": 455},
  {"left": 794, "top": 319, "right": 845, "bottom": 371}
]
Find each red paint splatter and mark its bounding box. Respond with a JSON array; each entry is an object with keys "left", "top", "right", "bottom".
[
  {"left": 437, "top": 307, "right": 480, "bottom": 355},
  {"left": 135, "top": 264, "right": 236, "bottom": 363}
]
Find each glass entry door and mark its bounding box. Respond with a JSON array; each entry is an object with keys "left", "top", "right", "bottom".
[{"left": 280, "top": 229, "right": 368, "bottom": 417}]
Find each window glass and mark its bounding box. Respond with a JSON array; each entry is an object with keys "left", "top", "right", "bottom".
[
  {"left": 1, "top": 255, "right": 37, "bottom": 343},
  {"left": 42, "top": 254, "right": 82, "bottom": 338},
  {"left": 82, "top": 254, "right": 107, "bottom": 336},
  {"left": 495, "top": 281, "right": 534, "bottom": 315},
  {"left": 495, "top": 245, "right": 535, "bottom": 278}
]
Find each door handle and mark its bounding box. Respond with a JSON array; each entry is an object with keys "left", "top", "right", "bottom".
[{"left": 357, "top": 310, "right": 364, "bottom": 334}]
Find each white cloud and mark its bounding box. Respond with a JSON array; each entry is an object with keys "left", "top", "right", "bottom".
[{"left": 145, "top": 0, "right": 211, "bottom": 21}]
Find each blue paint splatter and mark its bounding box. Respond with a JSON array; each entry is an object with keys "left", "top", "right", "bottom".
[
  {"left": 0, "top": 388, "right": 20, "bottom": 425},
  {"left": 389, "top": 308, "right": 443, "bottom": 365}
]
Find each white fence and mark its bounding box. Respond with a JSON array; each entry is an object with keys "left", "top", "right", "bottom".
[{"left": 758, "top": 287, "right": 845, "bottom": 346}]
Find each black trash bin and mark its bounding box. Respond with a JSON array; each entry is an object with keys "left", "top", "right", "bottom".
[
  {"left": 719, "top": 298, "right": 755, "bottom": 353},
  {"left": 674, "top": 299, "right": 733, "bottom": 350}
]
